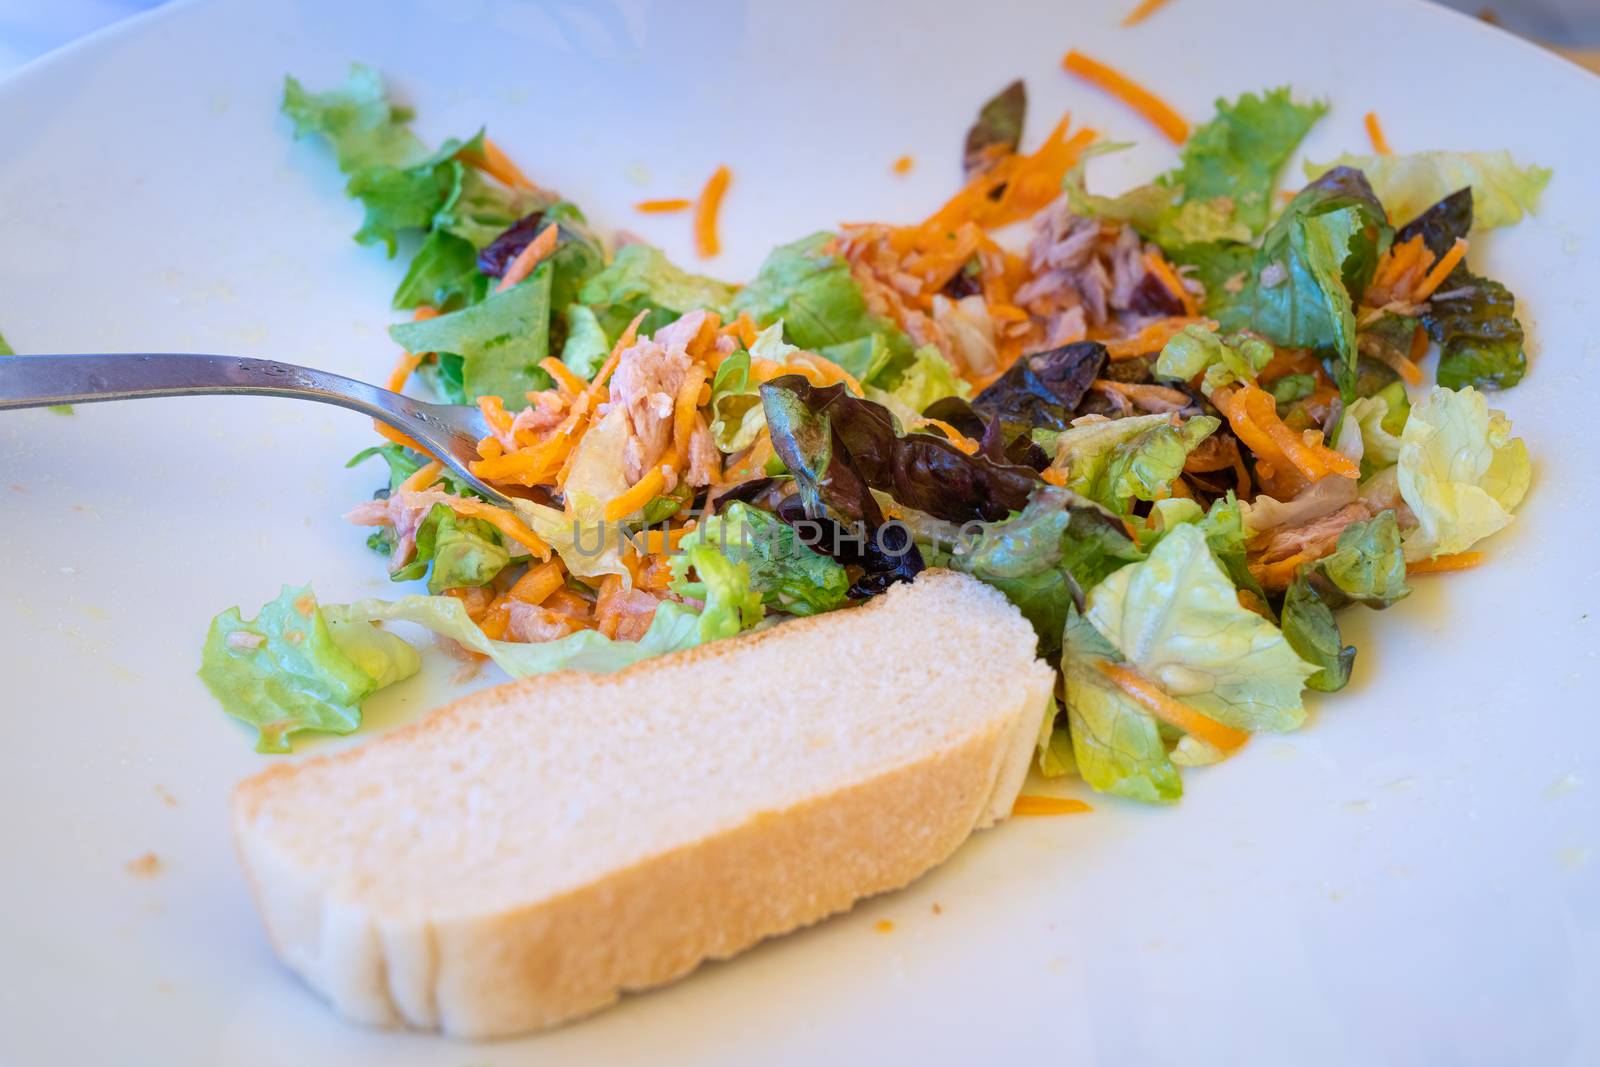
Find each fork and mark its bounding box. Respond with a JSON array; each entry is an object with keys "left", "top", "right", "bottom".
[{"left": 0, "top": 352, "right": 514, "bottom": 506}]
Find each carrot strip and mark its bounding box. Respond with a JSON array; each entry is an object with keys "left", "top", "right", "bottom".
[
  {"left": 693, "top": 164, "right": 732, "bottom": 259},
  {"left": 1102, "top": 316, "right": 1213, "bottom": 360},
  {"left": 1413, "top": 238, "right": 1468, "bottom": 301},
  {"left": 496, "top": 222, "right": 559, "bottom": 292},
  {"left": 1041, "top": 467, "right": 1068, "bottom": 487},
  {"left": 588, "top": 309, "right": 650, "bottom": 396},
  {"left": 435, "top": 499, "right": 550, "bottom": 559},
  {"left": 1407, "top": 551, "right": 1485, "bottom": 575},
  {"left": 1097, "top": 660, "right": 1250, "bottom": 752},
  {"left": 1372, "top": 343, "right": 1424, "bottom": 387},
  {"left": 635, "top": 525, "right": 696, "bottom": 555},
  {"left": 467, "top": 138, "right": 537, "bottom": 192},
  {"left": 539, "top": 357, "right": 588, "bottom": 396},
  {"left": 372, "top": 418, "right": 432, "bottom": 457},
  {"left": 916, "top": 417, "right": 980, "bottom": 455},
  {"left": 398, "top": 460, "right": 443, "bottom": 494},
  {"left": 1218, "top": 385, "right": 1358, "bottom": 482},
  {"left": 1012, "top": 795, "right": 1094, "bottom": 816},
  {"left": 1121, "top": 0, "right": 1172, "bottom": 25},
  {"left": 384, "top": 306, "right": 439, "bottom": 393},
  {"left": 1063, "top": 50, "right": 1188, "bottom": 143},
  {"left": 1364, "top": 111, "right": 1393, "bottom": 156},
  {"left": 603, "top": 466, "right": 669, "bottom": 521},
  {"left": 1374, "top": 235, "right": 1426, "bottom": 291},
  {"left": 1409, "top": 323, "right": 1431, "bottom": 363},
  {"left": 670, "top": 364, "right": 710, "bottom": 468},
  {"left": 892, "top": 155, "right": 914, "bottom": 175},
  {"left": 507, "top": 559, "right": 565, "bottom": 606},
  {"left": 477, "top": 395, "right": 513, "bottom": 435},
  {"left": 1141, "top": 251, "right": 1199, "bottom": 316},
  {"left": 634, "top": 198, "right": 692, "bottom": 213}
]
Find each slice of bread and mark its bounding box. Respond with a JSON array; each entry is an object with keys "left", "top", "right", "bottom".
[{"left": 231, "top": 569, "right": 1052, "bottom": 1038}]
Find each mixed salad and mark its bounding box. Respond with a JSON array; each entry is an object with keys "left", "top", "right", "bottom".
[{"left": 197, "top": 61, "right": 1542, "bottom": 804}]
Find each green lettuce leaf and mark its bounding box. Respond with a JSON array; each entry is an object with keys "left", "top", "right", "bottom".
[
  {"left": 391, "top": 229, "right": 486, "bottom": 311},
  {"left": 1397, "top": 386, "right": 1530, "bottom": 559},
  {"left": 345, "top": 134, "right": 477, "bottom": 256},
  {"left": 326, "top": 594, "right": 704, "bottom": 678},
  {"left": 1085, "top": 523, "right": 1318, "bottom": 733},
  {"left": 1245, "top": 167, "right": 1391, "bottom": 399},
  {"left": 199, "top": 584, "right": 420, "bottom": 753},
  {"left": 392, "top": 503, "right": 512, "bottom": 594},
  {"left": 281, "top": 65, "right": 421, "bottom": 174},
  {"left": 731, "top": 232, "right": 911, "bottom": 356},
  {"left": 578, "top": 243, "right": 736, "bottom": 340},
  {"left": 1305, "top": 150, "right": 1550, "bottom": 231},
  {"left": 1045, "top": 412, "right": 1219, "bottom": 517},
  {"left": 1064, "top": 89, "right": 1325, "bottom": 247},
  {"left": 680, "top": 501, "right": 849, "bottom": 616},
  {"left": 389, "top": 261, "right": 554, "bottom": 405},
  {"left": 346, "top": 443, "right": 423, "bottom": 492},
  {"left": 1154, "top": 324, "right": 1273, "bottom": 396},
  {"left": 949, "top": 486, "right": 1143, "bottom": 652},
  {"left": 1347, "top": 393, "right": 1405, "bottom": 474},
  {"left": 707, "top": 322, "right": 798, "bottom": 452},
  {"left": 559, "top": 303, "right": 611, "bottom": 379},
  {"left": 667, "top": 542, "right": 768, "bottom": 641},
  {"left": 1280, "top": 572, "right": 1354, "bottom": 692},
  {"left": 1062, "top": 609, "right": 1183, "bottom": 804},
  {"left": 864, "top": 344, "right": 971, "bottom": 420}
]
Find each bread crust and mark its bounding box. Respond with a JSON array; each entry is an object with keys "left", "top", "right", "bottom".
[{"left": 231, "top": 570, "right": 1052, "bottom": 1038}]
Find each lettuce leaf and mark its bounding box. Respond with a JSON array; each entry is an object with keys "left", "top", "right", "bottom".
[
  {"left": 477, "top": 206, "right": 604, "bottom": 315},
  {"left": 1397, "top": 386, "right": 1530, "bottom": 560},
  {"left": 731, "top": 232, "right": 911, "bottom": 356},
  {"left": 1064, "top": 89, "right": 1325, "bottom": 247},
  {"left": 1244, "top": 167, "right": 1391, "bottom": 399},
  {"left": 325, "top": 594, "right": 704, "bottom": 677},
  {"left": 949, "top": 486, "right": 1142, "bottom": 652},
  {"left": 1347, "top": 393, "right": 1405, "bottom": 473},
  {"left": 1305, "top": 150, "right": 1550, "bottom": 231},
  {"left": 1169, "top": 88, "right": 1328, "bottom": 240},
  {"left": 389, "top": 261, "right": 554, "bottom": 405},
  {"left": 344, "top": 134, "right": 477, "bottom": 256},
  {"left": 1062, "top": 610, "right": 1183, "bottom": 804},
  {"left": 578, "top": 243, "right": 736, "bottom": 340},
  {"left": 559, "top": 303, "right": 611, "bottom": 379},
  {"left": 391, "top": 229, "right": 486, "bottom": 311},
  {"left": 1085, "top": 523, "right": 1317, "bottom": 733},
  {"left": 282, "top": 65, "right": 422, "bottom": 174},
  {"left": 680, "top": 501, "right": 849, "bottom": 616},
  {"left": 1280, "top": 572, "right": 1354, "bottom": 692},
  {"left": 1393, "top": 189, "right": 1530, "bottom": 391},
  {"left": 1043, "top": 412, "right": 1219, "bottom": 518},
  {"left": 1154, "top": 324, "right": 1273, "bottom": 396},
  {"left": 964, "top": 80, "right": 1026, "bottom": 177},
  {"left": 865, "top": 344, "right": 971, "bottom": 419},
  {"left": 667, "top": 542, "right": 767, "bottom": 641},
  {"left": 199, "top": 585, "right": 420, "bottom": 752},
  {"left": 391, "top": 503, "right": 511, "bottom": 594}
]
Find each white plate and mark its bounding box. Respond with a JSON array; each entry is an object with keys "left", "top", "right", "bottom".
[{"left": 2, "top": 1, "right": 1597, "bottom": 1063}]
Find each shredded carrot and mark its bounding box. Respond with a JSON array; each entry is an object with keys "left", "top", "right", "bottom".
[
  {"left": 789, "top": 352, "right": 864, "bottom": 395},
  {"left": 1408, "top": 551, "right": 1485, "bottom": 575},
  {"left": 921, "top": 117, "right": 1097, "bottom": 233},
  {"left": 372, "top": 418, "right": 432, "bottom": 457},
  {"left": 477, "top": 395, "right": 514, "bottom": 436},
  {"left": 636, "top": 525, "right": 696, "bottom": 555},
  {"left": 720, "top": 311, "right": 761, "bottom": 348},
  {"left": 496, "top": 222, "right": 559, "bottom": 292},
  {"left": 892, "top": 155, "right": 914, "bottom": 175},
  {"left": 916, "top": 417, "right": 980, "bottom": 455},
  {"left": 539, "top": 357, "right": 588, "bottom": 396},
  {"left": 1102, "top": 316, "right": 1213, "bottom": 360},
  {"left": 463, "top": 137, "right": 537, "bottom": 192},
  {"left": 507, "top": 559, "right": 566, "bottom": 606},
  {"left": 721, "top": 429, "right": 774, "bottom": 484},
  {"left": 634, "top": 197, "right": 692, "bottom": 213},
  {"left": 670, "top": 364, "right": 710, "bottom": 468},
  {"left": 588, "top": 309, "right": 650, "bottom": 396},
  {"left": 421, "top": 497, "right": 550, "bottom": 559},
  {"left": 398, "top": 460, "right": 443, "bottom": 494},
  {"left": 1097, "top": 660, "right": 1250, "bottom": 752},
  {"left": 478, "top": 598, "right": 512, "bottom": 640},
  {"left": 1062, "top": 50, "right": 1188, "bottom": 143},
  {"left": 1141, "top": 251, "right": 1199, "bottom": 316},
  {"left": 1364, "top": 111, "right": 1393, "bottom": 156},
  {"left": 1217, "top": 385, "right": 1358, "bottom": 483},
  {"left": 1255, "top": 551, "right": 1315, "bottom": 591},
  {"left": 1012, "top": 795, "right": 1094, "bottom": 816},
  {"left": 1121, "top": 0, "right": 1172, "bottom": 24},
  {"left": 1372, "top": 342, "right": 1424, "bottom": 387},
  {"left": 1414, "top": 237, "right": 1468, "bottom": 301},
  {"left": 693, "top": 164, "right": 731, "bottom": 259},
  {"left": 477, "top": 435, "right": 504, "bottom": 460},
  {"left": 385, "top": 306, "right": 439, "bottom": 392},
  {"left": 604, "top": 466, "right": 670, "bottom": 521},
  {"left": 1409, "top": 323, "right": 1431, "bottom": 363},
  {"left": 1041, "top": 466, "right": 1068, "bottom": 487}
]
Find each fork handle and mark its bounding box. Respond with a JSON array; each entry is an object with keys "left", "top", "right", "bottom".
[{"left": 0, "top": 352, "right": 401, "bottom": 420}]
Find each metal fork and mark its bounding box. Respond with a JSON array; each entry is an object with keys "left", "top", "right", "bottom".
[{"left": 0, "top": 353, "right": 514, "bottom": 506}]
